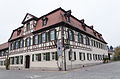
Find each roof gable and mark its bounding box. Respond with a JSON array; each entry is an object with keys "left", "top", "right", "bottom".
[{"left": 22, "top": 13, "right": 37, "bottom": 24}]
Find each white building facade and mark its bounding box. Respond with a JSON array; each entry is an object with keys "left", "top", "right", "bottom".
[{"left": 8, "top": 8, "right": 108, "bottom": 70}]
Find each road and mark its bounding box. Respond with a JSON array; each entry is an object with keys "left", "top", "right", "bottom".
[{"left": 0, "top": 61, "right": 120, "bottom": 79}]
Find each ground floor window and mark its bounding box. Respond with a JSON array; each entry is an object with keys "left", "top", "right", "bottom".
[
  {"left": 20, "top": 55, "right": 23, "bottom": 64},
  {"left": 36, "top": 53, "right": 41, "bottom": 61},
  {"left": 52, "top": 52, "right": 58, "bottom": 60},
  {"left": 15, "top": 56, "right": 19, "bottom": 64},
  {"left": 0, "top": 61, "right": 4, "bottom": 66}
]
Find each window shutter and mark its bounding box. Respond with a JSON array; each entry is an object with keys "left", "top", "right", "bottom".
[
  {"left": 32, "top": 54, "right": 34, "bottom": 61},
  {"left": 67, "top": 29, "right": 70, "bottom": 40},
  {"left": 72, "top": 31, "right": 74, "bottom": 41},
  {"left": 25, "top": 38, "right": 27, "bottom": 47},
  {"left": 29, "top": 37, "right": 31, "bottom": 46},
  {"left": 22, "top": 40, "right": 24, "bottom": 47},
  {"left": 55, "top": 52, "right": 58, "bottom": 60},
  {"left": 45, "top": 32, "right": 47, "bottom": 42},
  {"left": 48, "top": 31, "right": 50, "bottom": 41},
  {"left": 18, "top": 41, "right": 20, "bottom": 48},
  {"left": 33, "top": 36, "right": 35, "bottom": 45},
  {"left": 55, "top": 29, "right": 57, "bottom": 40},
  {"left": 38, "top": 53, "right": 41, "bottom": 61},
  {"left": 46, "top": 32, "right": 48, "bottom": 42},
  {"left": 78, "top": 33, "right": 80, "bottom": 43},
  {"left": 46, "top": 52, "right": 50, "bottom": 61},
  {"left": 68, "top": 51, "right": 71, "bottom": 60},
  {"left": 74, "top": 52, "right": 76, "bottom": 60},
  {"left": 38, "top": 34, "right": 41, "bottom": 44}
]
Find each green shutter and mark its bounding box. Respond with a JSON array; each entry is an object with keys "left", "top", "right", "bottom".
[
  {"left": 68, "top": 29, "right": 70, "bottom": 40},
  {"left": 25, "top": 38, "right": 27, "bottom": 47},
  {"left": 22, "top": 39, "right": 24, "bottom": 47},
  {"left": 55, "top": 52, "right": 58, "bottom": 60},
  {"left": 38, "top": 54, "right": 41, "bottom": 61},
  {"left": 46, "top": 52, "right": 50, "bottom": 61},
  {"left": 55, "top": 29, "right": 57, "bottom": 40},
  {"left": 46, "top": 32, "right": 49, "bottom": 42},
  {"left": 48, "top": 31, "right": 50, "bottom": 41},
  {"left": 32, "top": 54, "right": 34, "bottom": 61},
  {"left": 78, "top": 33, "right": 80, "bottom": 43},
  {"left": 72, "top": 31, "right": 74, "bottom": 41},
  {"left": 74, "top": 52, "right": 76, "bottom": 60},
  {"left": 33, "top": 36, "right": 35, "bottom": 45},
  {"left": 29, "top": 37, "right": 31, "bottom": 46},
  {"left": 38, "top": 34, "right": 41, "bottom": 44},
  {"left": 68, "top": 51, "right": 71, "bottom": 60}
]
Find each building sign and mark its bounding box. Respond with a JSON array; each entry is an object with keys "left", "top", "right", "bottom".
[{"left": 57, "top": 41, "right": 62, "bottom": 56}]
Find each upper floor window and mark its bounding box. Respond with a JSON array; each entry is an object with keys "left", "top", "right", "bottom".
[
  {"left": 17, "top": 29, "right": 21, "bottom": 36},
  {"left": 33, "top": 35, "right": 39, "bottom": 45},
  {"left": 78, "top": 33, "right": 83, "bottom": 44},
  {"left": 42, "top": 17, "right": 48, "bottom": 26},
  {"left": 26, "top": 22, "right": 30, "bottom": 31},
  {"left": 25, "top": 37, "right": 31, "bottom": 47},
  {"left": 64, "top": 10, "right": 71, "bottom": 22},
  {"left": 16, "top": 41, "right": 18, "bottom": 49},
  {"left": 50, "top": 30, "right": 56, "bottom": 41},
  {"left": 20, "top": 39, "right": 24, "bottom": 48},
  {"left": 42, "top": 33, "right": 46, "bottom": 43},
  {"left": 68, "top": 29, "right": 74, "bottom": 41},
  {"left": 85, "top": 36, "right": 90, "bottom": 45}
]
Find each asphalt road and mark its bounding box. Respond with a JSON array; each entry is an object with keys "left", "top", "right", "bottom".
[{"left": 0, "top": 61, "right": 120, "bottom": 79}]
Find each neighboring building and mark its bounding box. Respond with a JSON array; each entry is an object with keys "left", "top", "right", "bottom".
[
  {"left": 108, "top": 49, "right": 114, "bottom": 60},
  {"left": 0, "top": 42, "right": 8, "bottom": 69},
  {"left": 1, "top": 7, "right": 107, "bottom": 70}
]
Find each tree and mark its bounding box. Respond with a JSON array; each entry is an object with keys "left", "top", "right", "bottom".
[
  {"left": 110, "top": 46, "right": 113, "bottom": 50},
  {"left": 114, "top": 47, "right": 120, "bottom": 61}
]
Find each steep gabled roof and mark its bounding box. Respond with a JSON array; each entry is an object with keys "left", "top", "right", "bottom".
[
  {"left": 0, "top": 42, "right": 8, "bottom": 51},
  {"left": 9, "top": 7, "right": 107, "bottom": 44}
]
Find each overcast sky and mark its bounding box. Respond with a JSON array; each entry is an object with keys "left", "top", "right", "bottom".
[{"left": 0, "top": 0, "right": 119, "bottom": 47}]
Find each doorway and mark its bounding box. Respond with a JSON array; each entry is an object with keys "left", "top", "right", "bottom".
[{"left": 25, "top": 55, "right": 30, "bottom": 68}]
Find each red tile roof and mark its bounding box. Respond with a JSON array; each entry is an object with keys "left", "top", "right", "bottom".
[
  {"left": 9, "top": 7, "right": 107, "bottom": 44},
  {"left": 0, "top": 42, "right": 8, "bottom": 51}
]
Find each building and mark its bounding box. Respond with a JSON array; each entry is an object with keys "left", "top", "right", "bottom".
[
  {"left": 0, "top": 42, "right": 8, "bottom": 69},
  {"left": 0, "top": 8, "right": 108, "bottom": 70}
]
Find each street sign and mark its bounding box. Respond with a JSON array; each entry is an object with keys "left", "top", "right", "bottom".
[{"left": 57, "top": 41, "right": 62, "bottom": 56}]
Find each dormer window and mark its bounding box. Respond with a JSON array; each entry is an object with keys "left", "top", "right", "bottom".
[
  {"left": 42, "top": 17, "right": 48, "bottom": 26},
  {"left": 80, "top": 19, "right": 86, "bottom": 31},
  {"left": 26, "top": 22, "right": 30, "bottom": 31},
  {"left": 66, "top": 16, "right": 70, "bottom": 22},
  {"left": 64, "top": 10, "right": 71, "bottom": 23},
  {"left": 17, "top": 29, "right": 21, "bottom": 36}
]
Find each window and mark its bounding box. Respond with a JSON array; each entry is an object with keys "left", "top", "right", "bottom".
[
  {"left": 36, "top": 53, "right": 41, "bottom": 61},
  {"left": 94, "top": 40, "right": 96, "bottom": 47},
  {"left": 42, "top": 17, "right": 48, "bottom": 26},
  {"left": 33, "top": 35, "right": 39, "bottom": 45},
  {"left": 20, "top": 55, "right": 23, "bottom": 64},
  {"left": 66, "top": 16, "right": 70, "bottom": 22},
  {"left": 85, "top": 36, "right": 90, "bottom": 45},
  {"left": 91, "top": 40, "right": 94, "bottom": 46},
  {"left": 26, "top": 22, "right": 30, "bottom": 31},
  {"left": 43, "top": 53, "right": 46, "bottom": 61},
  {"left": 50, "top": 30, "right": 55, "bottom": 41},
  {"left": 17, "top": 29, "right": 21, "bottom": 36},
  {"left": 10, "top": 57, "right": 14, "bottom": 65},
  {"left": 79, "top": 52, "right": 82, "bottom": 60},
  {"left": 68, "top": 29, "right": 74, "bottom": 41},
  {"left": 42, "top": 33, "right": 46, "bottom": 43},
  {"left": 87, "top": 53, "right": 89, "bottom": 60},
  {"left": 16, "top": 41, "right": 18, "bottom": 49},
  {"left": 20, "top": 39, "right": 24, "bottom": 48},
  {"left": 15, "top": 56, "right": 19, "bottom": 64},
  {"left": 52, "top": 52, "right": 58, "bottom": 60},
  {"left": 25, "top": 37, "right": 31, "bottom": 47},
  {"left": 46, "top": 52, "right": 50, "bottom": 61},
  {"left": 78, "top": 33, "right": 83, "bottom": 44}
]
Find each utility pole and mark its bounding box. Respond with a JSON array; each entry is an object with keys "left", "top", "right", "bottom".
[{"left": 62, "top": 26, "right": 66, "bottom": 71}]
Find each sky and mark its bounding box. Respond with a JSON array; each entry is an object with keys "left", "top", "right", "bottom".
[{"left": 0, "top": 0, "right": 119, "bottom": 47}]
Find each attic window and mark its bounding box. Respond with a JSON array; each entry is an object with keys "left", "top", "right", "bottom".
[
  {"left": 93, "top": 31, "right": 96, "bottom": 36},
  {"left": 80, "top": 19, "right": 86, "bottom": 31},
  {"left": 42, "top": 17, "right": 48, "bottom": 26},
  {"left": 17, "top": 29, "right": 21, "bottom": 36},
  {"left": 64, "top": 10, "right": 71, "bottom": 23},
  {"left": 26, "top": 22, "right": 30, "bottom": 31}
]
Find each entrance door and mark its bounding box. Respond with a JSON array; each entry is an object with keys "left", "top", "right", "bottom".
[{"left": 25, "top": 55, "right": 30, "bottom": 68}]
